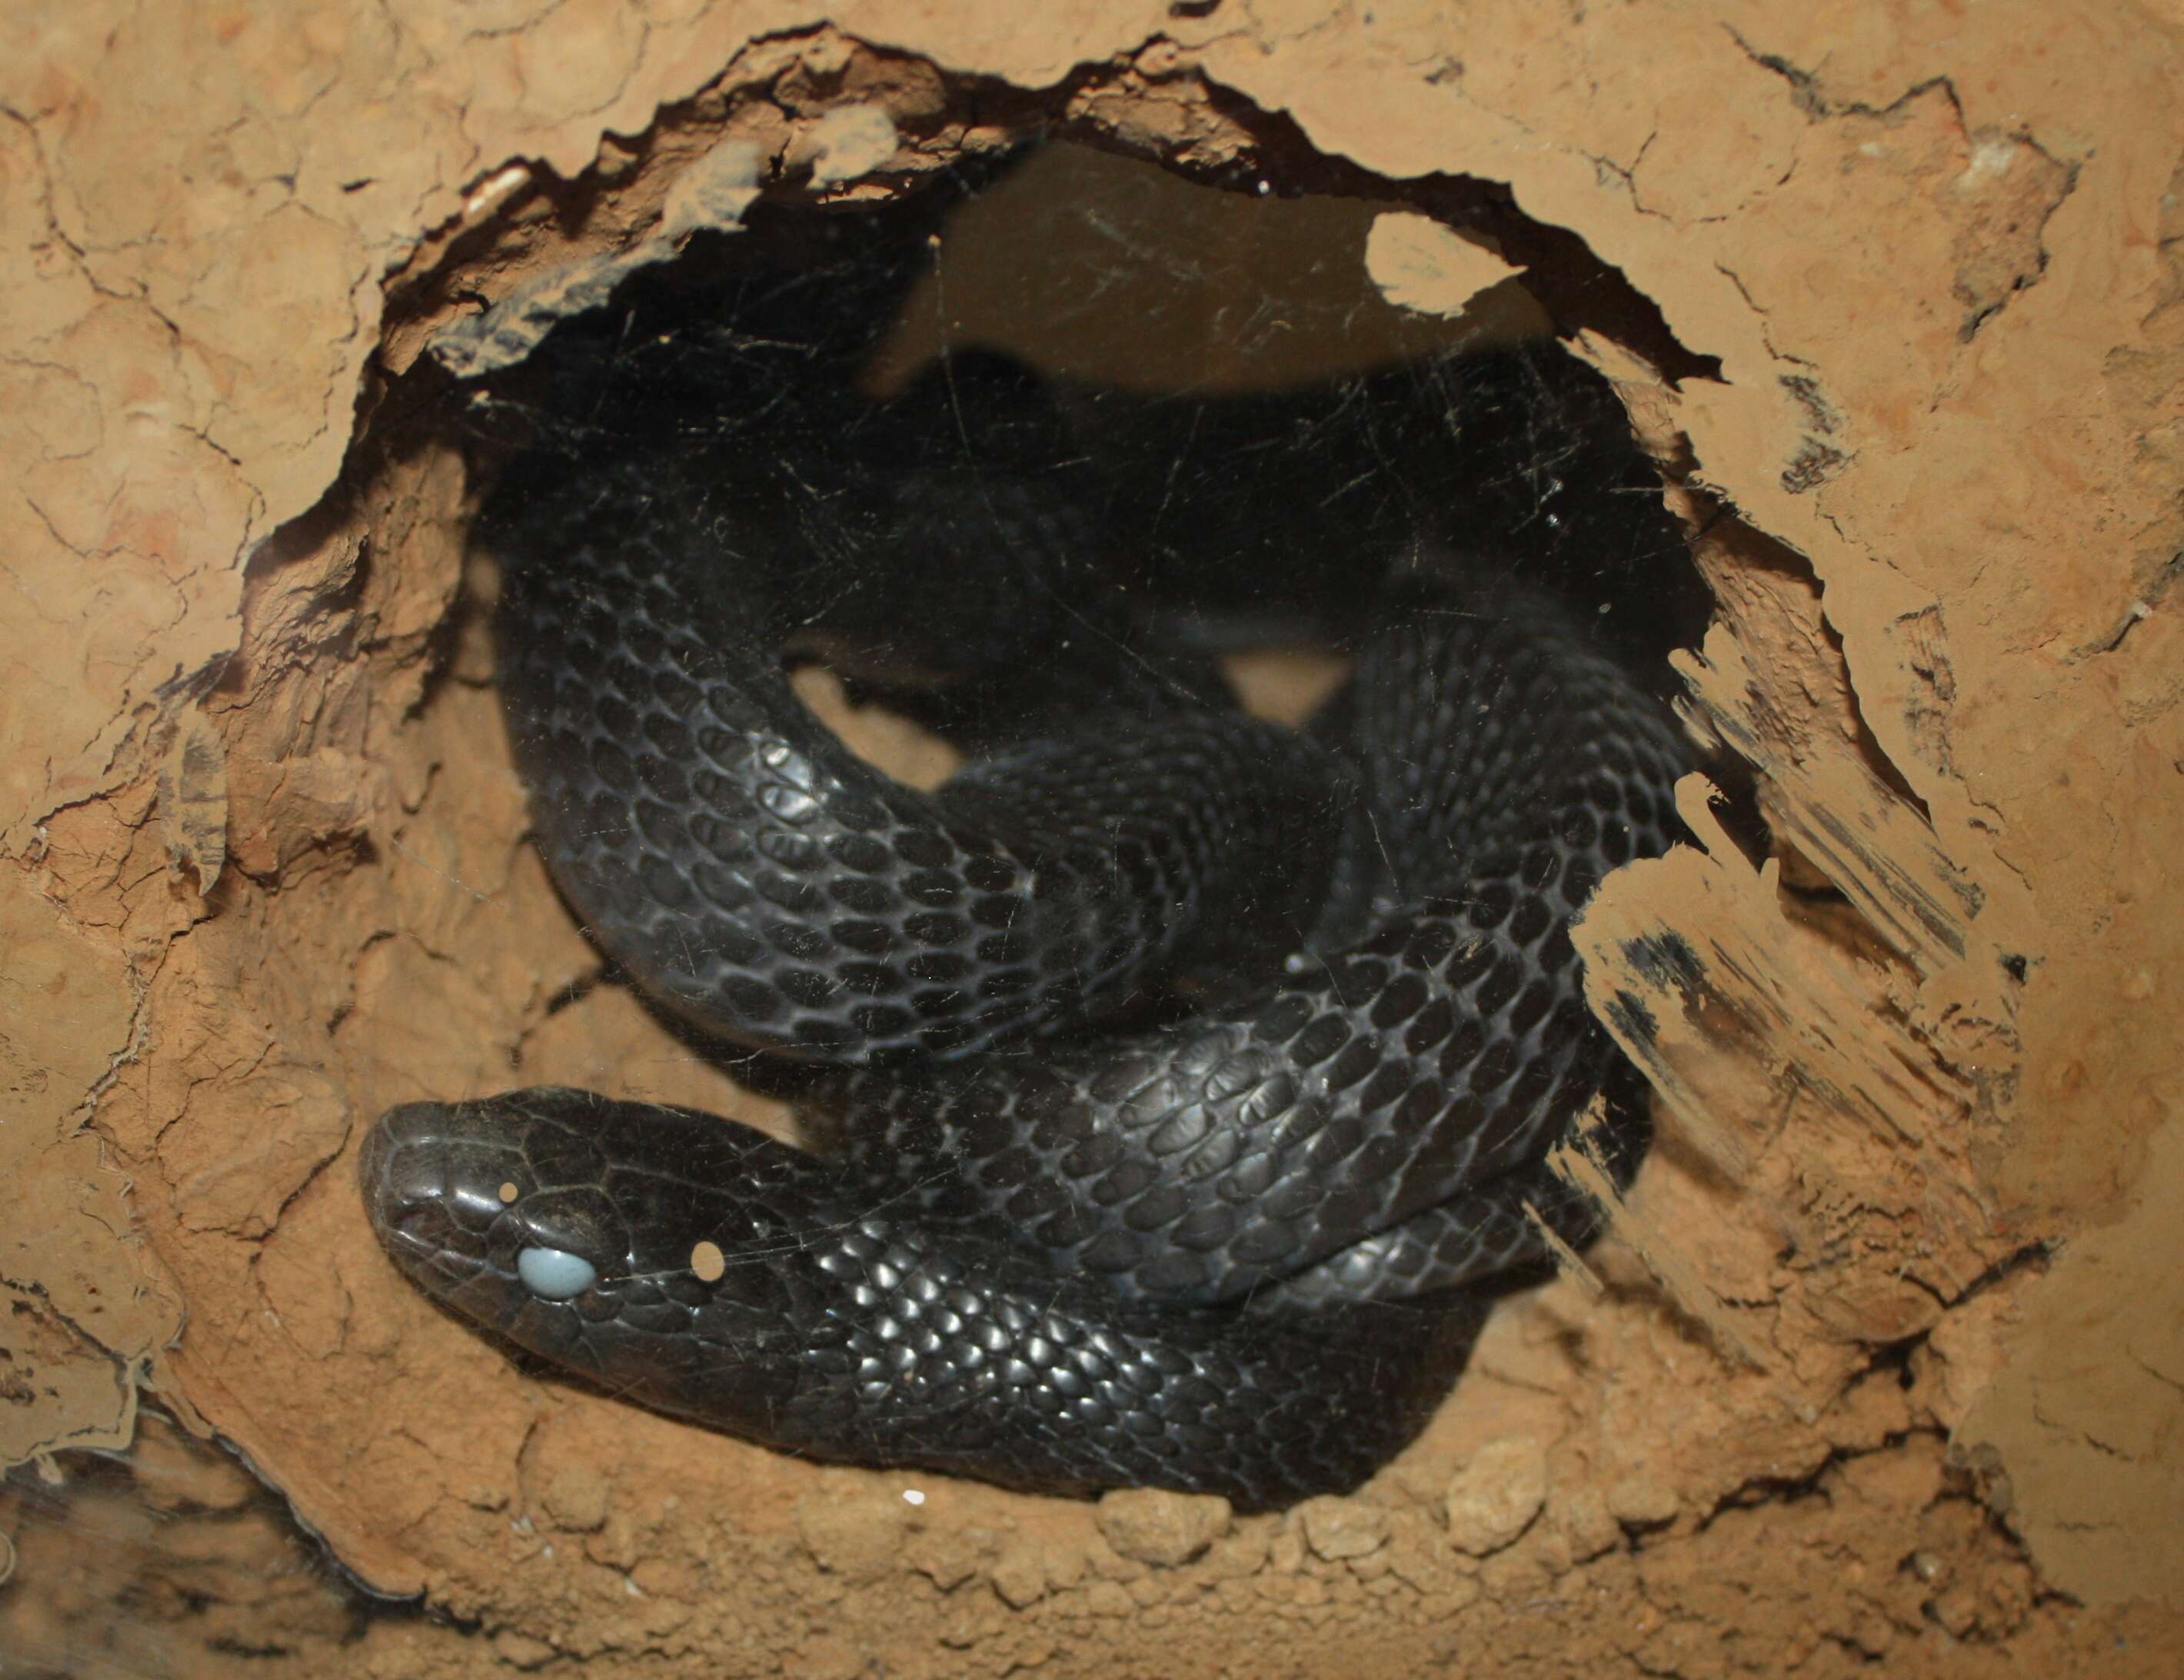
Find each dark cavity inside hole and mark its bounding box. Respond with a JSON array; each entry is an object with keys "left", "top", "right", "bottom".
[
  {"left": 446, "top": 138, "right": 1713, "bottom": 778},
  {"left": 373, "top": 113, "right": 1736, "bottom": 1104}
]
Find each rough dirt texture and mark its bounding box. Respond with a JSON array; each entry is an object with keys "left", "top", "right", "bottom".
[{"left": 3, "top": 2, "right": 2182, "bottom": 1675}]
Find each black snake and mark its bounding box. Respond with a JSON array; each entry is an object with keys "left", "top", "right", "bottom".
[{"left": 361, "top": 165, "right": 1693, "bottom": 1511}]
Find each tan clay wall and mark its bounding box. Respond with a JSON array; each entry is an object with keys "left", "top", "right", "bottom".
[{"left": 2, "top": 3, "right": 2181, "bottom": 1674}]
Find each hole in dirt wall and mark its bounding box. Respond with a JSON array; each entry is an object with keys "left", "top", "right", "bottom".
[
  {"left": 180, "top": 35, "right": 1953, "bottom": 1608},
  {"left": 361, "top": 88, "right": 1726, "bottom": 1052}
]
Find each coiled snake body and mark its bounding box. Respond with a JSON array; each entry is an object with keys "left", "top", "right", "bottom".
[{"left": 362, "top": 196, "right": 1692, "bottom": 1510}]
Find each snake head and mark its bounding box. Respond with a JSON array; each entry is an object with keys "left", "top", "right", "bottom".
[
  {"left": 358, "top": 1090, "right": 833, "bottom": 1425},
  {"left": 360, "top": 1093, "right": 631, "bottom": 1356}
]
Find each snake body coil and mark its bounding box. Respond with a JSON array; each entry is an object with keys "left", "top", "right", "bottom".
[{"left": 362, "top": 183, "right": 1693, "bottom": 1510}]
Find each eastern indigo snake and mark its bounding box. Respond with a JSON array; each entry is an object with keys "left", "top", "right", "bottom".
[{"left": 361, "top": 165, "right": 1693, "bottom": 1511}]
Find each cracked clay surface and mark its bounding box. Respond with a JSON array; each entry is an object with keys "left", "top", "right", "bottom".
[{"left": 2, "top": 2, "right": 2183, "bottom": 1674}]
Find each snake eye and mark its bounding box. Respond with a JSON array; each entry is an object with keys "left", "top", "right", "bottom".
[
  {"left": 508, "top": 1186, "right": 624, "bottom": 1285},
  {"left": 516, "top": 1246, "right": 599, "bottom": 1300}
]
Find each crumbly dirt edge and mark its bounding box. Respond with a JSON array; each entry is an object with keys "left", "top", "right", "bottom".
[{"left": 3, "top": 2, "right": 2182, "bottom": 1672}]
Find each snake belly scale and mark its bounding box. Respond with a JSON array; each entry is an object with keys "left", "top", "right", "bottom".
[{"left": 361, "top": 198, "right": 1693, "bottom": 1510}]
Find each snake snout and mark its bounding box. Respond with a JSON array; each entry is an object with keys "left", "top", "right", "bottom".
[
  {"left": 358, "top": 1103, "right": 527, "bottom": 1266},
  {"left": 357, "top": 1104, "right": 428, "bottom": 1227}
]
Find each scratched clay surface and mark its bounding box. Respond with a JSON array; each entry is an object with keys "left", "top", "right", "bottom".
[{"left": 3, "top": 3, "right": 2182, "bottom": 1675}]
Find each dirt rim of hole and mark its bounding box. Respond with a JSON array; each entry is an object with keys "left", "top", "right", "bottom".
[{"left": 5, "top": 12, "right": 2182, "bottom": 1678}]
